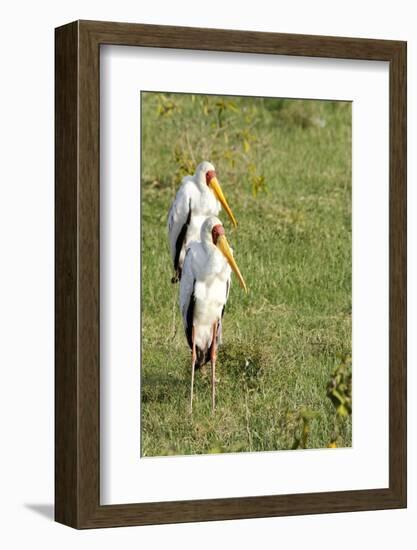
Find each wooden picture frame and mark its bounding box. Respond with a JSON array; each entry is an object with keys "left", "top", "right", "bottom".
[{"left": 55, "top": 20, "right": 407, "bottom": 529}]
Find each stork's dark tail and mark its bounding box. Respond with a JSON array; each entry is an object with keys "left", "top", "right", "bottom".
[
  {"left": 192, "top": 321, "right": 222, "bottom": 370},
  {"left": 195, "top": 347, "right": 211, "bottom": 370}
]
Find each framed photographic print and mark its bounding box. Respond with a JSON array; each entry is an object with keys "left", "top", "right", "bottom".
[{"left": 55, "top": 20, "right": 407, "bottom": 528}]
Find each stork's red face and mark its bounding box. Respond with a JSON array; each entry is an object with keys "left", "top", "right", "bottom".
[
  {"left": 205, "top": 170, "right": 237, "bottom": 228},
  {"left": 205, "top": 170, "right": 217, "bottom": 186},
  {"left": 211, "top": 223, "right": 225, "bottom": 245}
]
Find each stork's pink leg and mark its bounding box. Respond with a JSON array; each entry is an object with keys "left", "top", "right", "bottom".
[
  {"left": 190, "top": 326, "right": 196, "bottom": 413},
  {"left": 211, "top": 322, "right": 218, "bottom": 412}
]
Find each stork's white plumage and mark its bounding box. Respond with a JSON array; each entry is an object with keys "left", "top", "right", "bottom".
[
  {"left": 180, "top": 216, "right": 247, "bottom": 411},
  {"left": 167, "top": 161, "right": 237, "bottom": 282}
]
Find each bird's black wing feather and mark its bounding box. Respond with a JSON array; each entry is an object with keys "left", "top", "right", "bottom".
[
  {"left": 185, "top": 279, "right": 196, "bottom": 350},
  {"left": 173, "top": 199, "right": 192, "bottom": 278}
]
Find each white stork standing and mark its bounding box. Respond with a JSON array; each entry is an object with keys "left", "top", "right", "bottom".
[
  {"left": 180, "top": 216, "right": 247, "bottom": 412},
  {"left": 167, "top": 161, "right": 237, "bottom": 282}
]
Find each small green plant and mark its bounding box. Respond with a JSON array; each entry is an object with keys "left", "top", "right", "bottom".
[
  {"left": 290, "top": 408, "right": 319, "bottom": 450},
  {"left": 155, "top": 93, "right": 180, "bottom": 117},
  {"left": 326, "top": 355, "right": 352, "bottom": 447},
  {"left": 212, "top": 98, "right": 239, "bottom": 128},
  {"left": 173, "top": 146, "right": 196, "bottom": 183},
  {"left": 248, "top": 163, "right": 267, "bottom": 197}
]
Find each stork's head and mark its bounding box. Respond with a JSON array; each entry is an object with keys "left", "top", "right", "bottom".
[
  {"left": 195, "top": 161, "right": 237, "bottom": 228},
  {"left": 201, "top": 217, "right": 247, "bottom": 293}
]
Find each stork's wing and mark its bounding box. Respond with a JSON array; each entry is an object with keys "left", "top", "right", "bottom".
[
  {"left": 167, "top": 178, "right": 193, "bottom": 273},
  {"left": 179, "top": 244, "right": 197, "bottom": 349}
]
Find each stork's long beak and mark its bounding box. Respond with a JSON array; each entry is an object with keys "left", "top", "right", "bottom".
[
  {"left": 208, "top": 177, "right": 238, "bottom": 228},
  {"left": 216, "top": 235, "right": 247, "bottom": 293}
]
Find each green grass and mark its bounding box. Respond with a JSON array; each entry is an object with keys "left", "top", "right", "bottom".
[{"left": 141, "top": 92, "right": 352, "bottom": 456}]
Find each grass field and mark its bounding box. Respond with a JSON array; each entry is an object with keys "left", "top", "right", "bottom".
[{"left": 141, "top": 92, "right": 352, "bottom": 457}]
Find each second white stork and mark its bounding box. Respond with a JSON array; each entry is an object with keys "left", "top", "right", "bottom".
[
  {"left": 180, "top": 216, "right": 247, "bottom": 412},
  {"left": 167, "top": 161, "right": 237, "bottom": 282}
]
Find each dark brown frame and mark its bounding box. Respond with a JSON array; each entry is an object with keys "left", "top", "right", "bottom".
[{"left": 55, "top": 20, "right": 407, "bottom": 529}]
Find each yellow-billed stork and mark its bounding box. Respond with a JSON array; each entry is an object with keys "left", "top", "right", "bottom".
[
  {"left": 179, "top": 216, "right": 247, "bottom": 412},
  {"left": 167, "top": 161, "right": 237, "bottom": 282}
]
